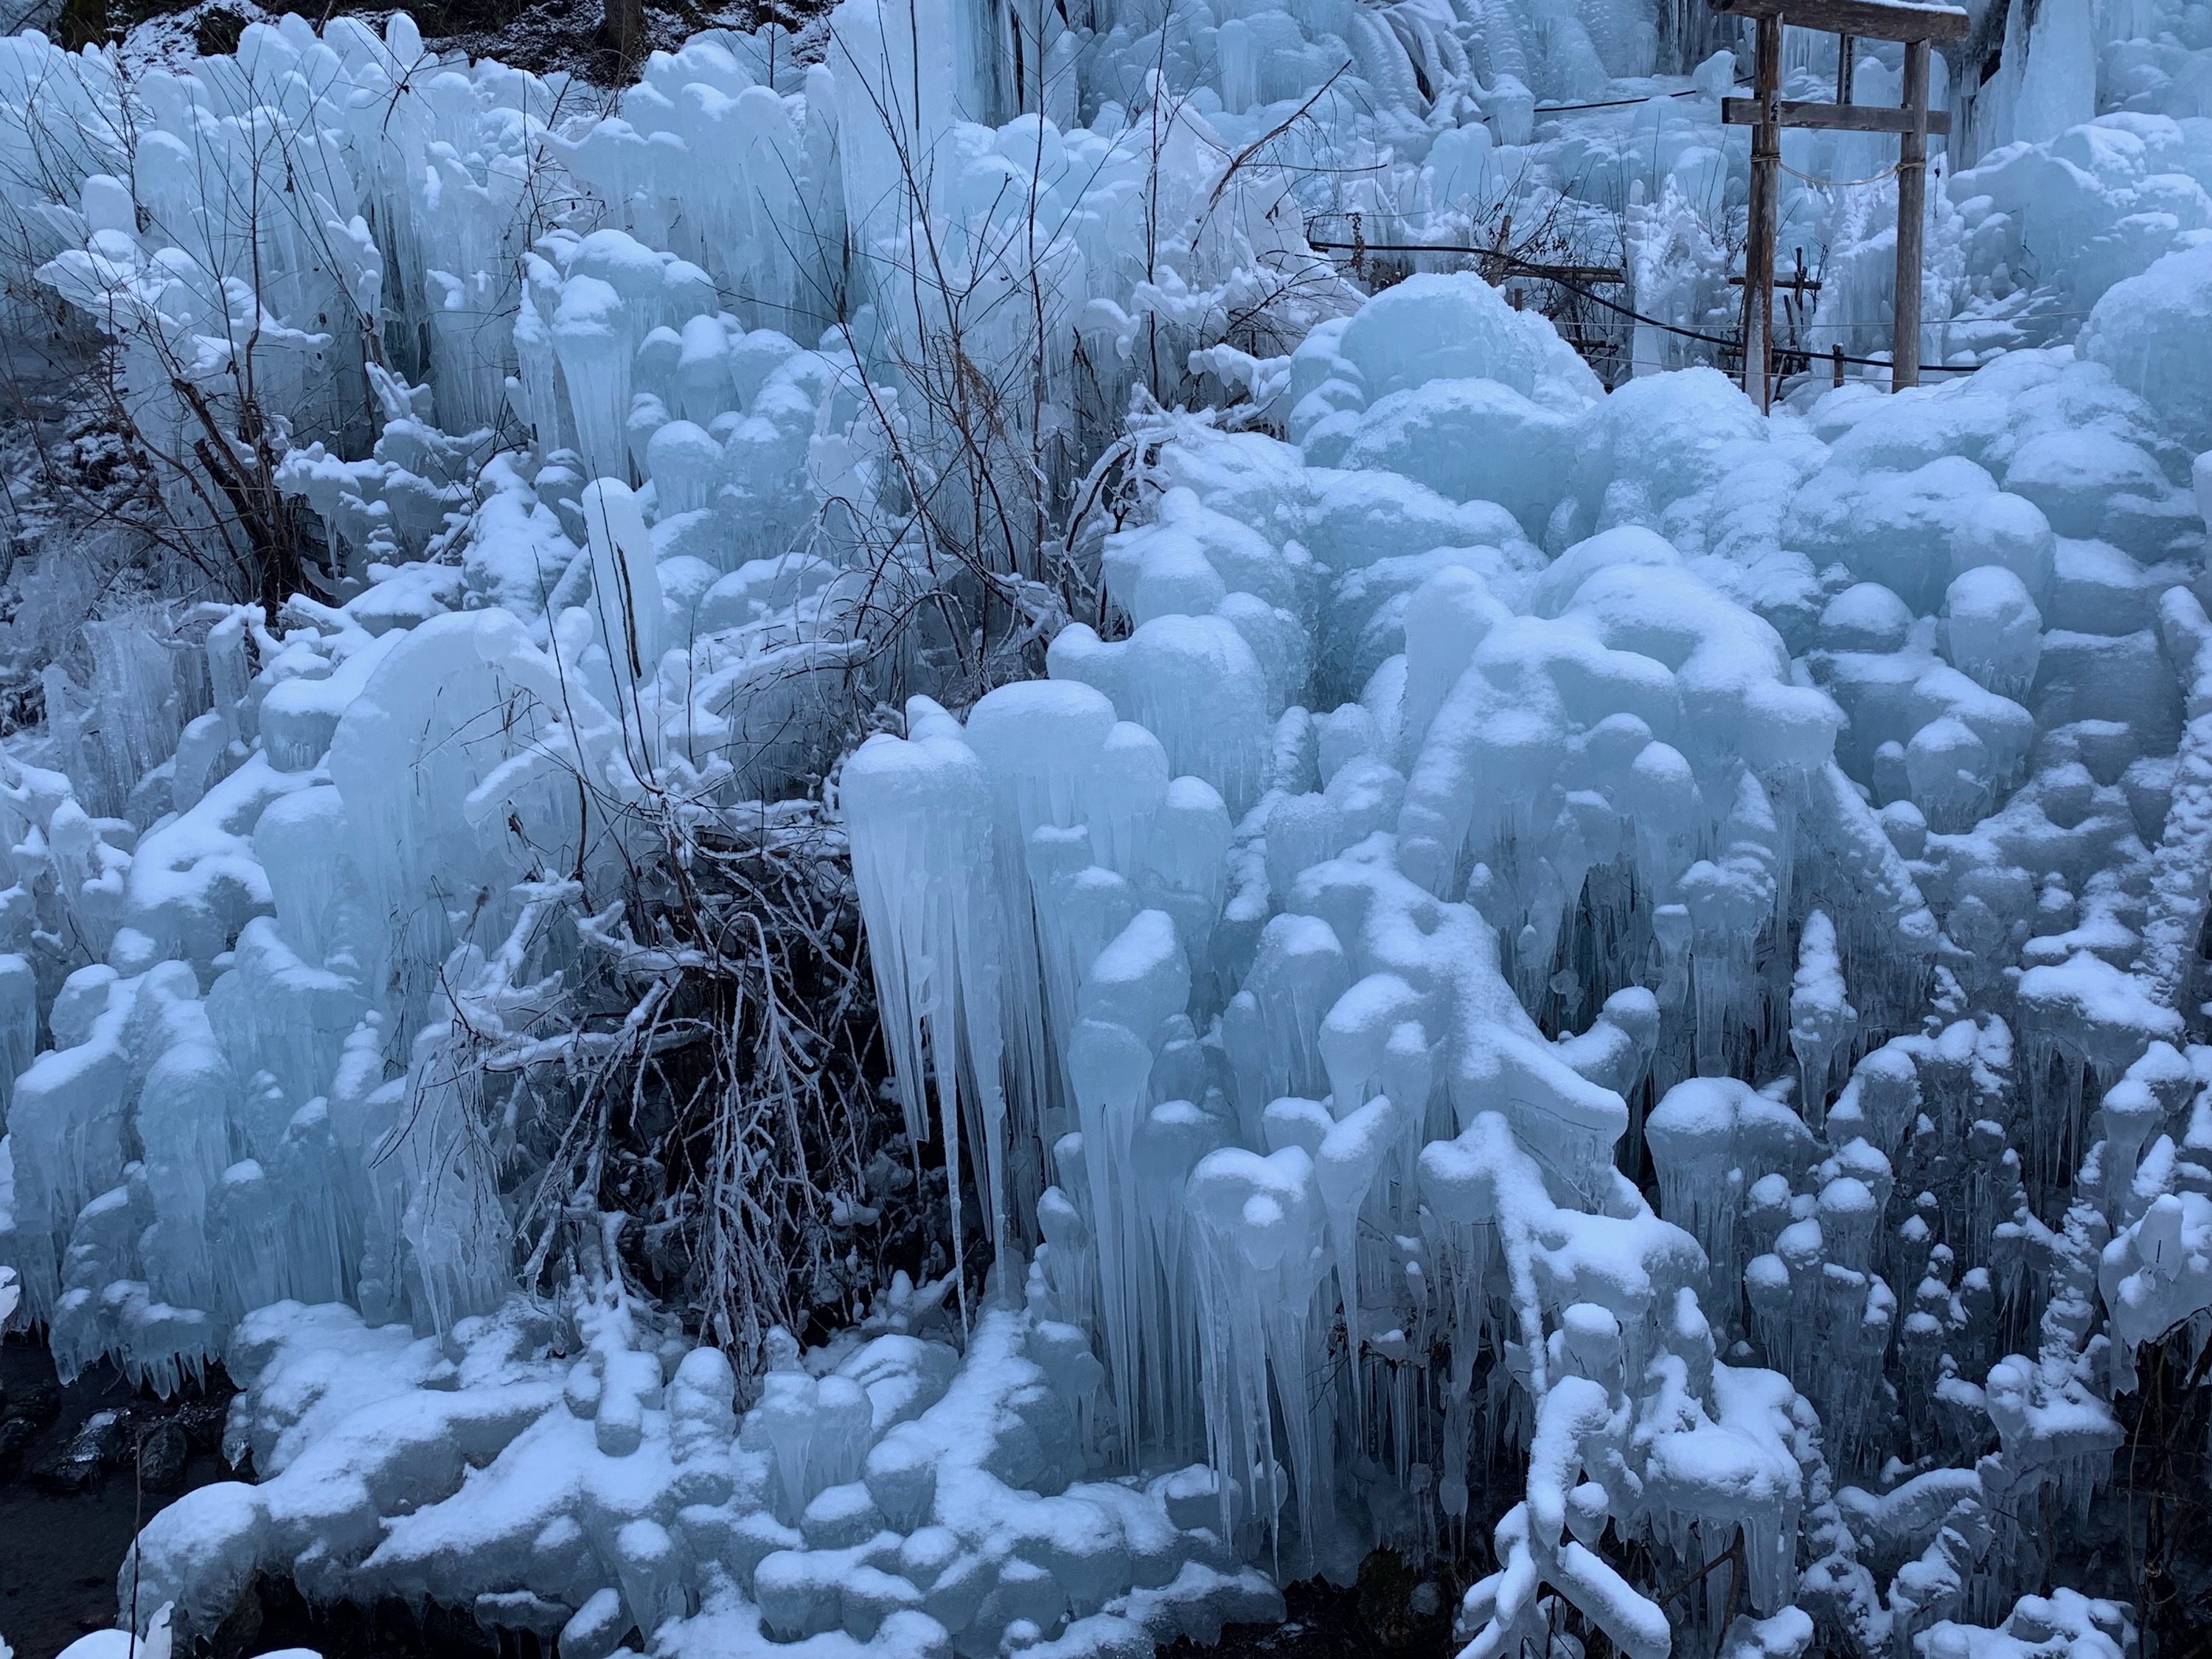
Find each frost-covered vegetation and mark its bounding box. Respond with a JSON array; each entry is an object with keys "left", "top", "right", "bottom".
[{"left": 2, "top": 0, "right": 2212, "bottom": 1653}]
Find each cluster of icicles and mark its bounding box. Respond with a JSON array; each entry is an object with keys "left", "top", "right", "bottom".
[{"left": 838, "top": 351, "right": 1920, "bottom": 1654}]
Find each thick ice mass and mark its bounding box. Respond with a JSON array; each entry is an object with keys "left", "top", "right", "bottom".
[
  {"left": 1, "top": 0, "right": 2211, "bottom": 1650},
  {"left": 840, "top": 280, "right": 2205, "bottom": 1650}
]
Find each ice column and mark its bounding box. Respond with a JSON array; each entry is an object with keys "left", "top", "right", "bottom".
[{"left": 841, "top": 698, "right": 1010, "bottom": 1248}]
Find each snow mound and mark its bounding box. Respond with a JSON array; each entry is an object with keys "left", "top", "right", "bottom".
[
  {"left": 131, "top": 1288, "right": 1276, "bottom": 1656},
  {"left": 0, "top": 0, "right": 2207, "bottom": 1652},
  {"left": 2081, "top": 239, "right": 2212, "bottom": 452}
]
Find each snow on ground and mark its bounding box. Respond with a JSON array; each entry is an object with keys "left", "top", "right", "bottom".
[
  {"left": 0, "top": 0, "right": 2204, "bottom": 1654},
  {"left": 121, "top": 1287, "right": 1278, "bottom": 1657}
]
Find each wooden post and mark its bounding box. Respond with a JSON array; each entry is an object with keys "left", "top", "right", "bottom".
[
  {"left": 1743, "top": 12, "right": 1782, "bottom": 410},
  {"left": 1892, "top": 37, "right": 1929, "bottom": 391},
  {"left": 1832, "top": 343, "right": 1844, "bottom": 386},
  {"left": 1710, "top": 0, "right": 1964, "bottom": 395}
]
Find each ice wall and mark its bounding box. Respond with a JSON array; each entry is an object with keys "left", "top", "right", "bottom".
[
  {"left": 0, "top": 0, "right": 1368, "bottom": 1404},
  {"left": 0, "top": 0, "right": 2205, "bottom": 1651},
  {"left": 847, "top": 260, "right": 2212, "bottom": 1657}
]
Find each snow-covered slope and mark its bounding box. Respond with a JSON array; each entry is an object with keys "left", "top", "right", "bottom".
[{"left": 0, "top": 0, "right": 2208, "bottom": 1653}]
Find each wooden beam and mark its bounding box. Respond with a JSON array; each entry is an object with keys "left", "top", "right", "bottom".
[
  {"left": 1709, "top": 0, "right": 1967, "bottom": 44},
  {"left": 1487, "top": 261, "right": 1630, "bottom": 285},
  {"left": 1724, "top": 96, "right": 1951, "bottom": 133},
  {"left": 1728, "top": 272, "right": 1820, "bottom": 292}
]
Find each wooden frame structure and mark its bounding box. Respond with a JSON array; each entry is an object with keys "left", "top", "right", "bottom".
[{"left": 1709, "top": 0, "right": 1966, "bottom": 407}]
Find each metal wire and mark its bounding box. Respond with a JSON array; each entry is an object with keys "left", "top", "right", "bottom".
[
  {"left": 1533, "top": 82, "right": 1747, "bottom": 114},
  {"left": 1534, "top": 265, "right": 1978, "bottom": 372},
  {"left": 1778, "top": 156, "right": 1902, "bottom": 187},
  {"left": 1303, "top": 234, "right": 1982, "bottom": 375}
]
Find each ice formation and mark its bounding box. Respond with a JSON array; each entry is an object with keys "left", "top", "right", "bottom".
[{"left": 0, "top": 0, "right": 2207, "bottom": 1651}]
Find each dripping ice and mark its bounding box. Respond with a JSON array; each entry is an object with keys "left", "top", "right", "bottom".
[{"left": 0, "top": 0, "right": 2205, "bottom": 1654}]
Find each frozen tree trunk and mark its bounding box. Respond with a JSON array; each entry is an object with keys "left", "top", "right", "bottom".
[{"left": 604, "top": 0, "right": 645, "bottom": 67}]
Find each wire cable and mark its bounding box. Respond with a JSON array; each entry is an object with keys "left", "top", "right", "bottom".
[
  {"left": 1536, "top": 266, "right": 1978, "bottom": 372},
  {"left": 1778, "top": 157, "right": 1902, "bottom": 187},
  {"left": 1532, "top": 83, "right": 1745, "bottom": 114},
  {"left": 1301, "top": 236, "right": 1982, "bottom": 374}
]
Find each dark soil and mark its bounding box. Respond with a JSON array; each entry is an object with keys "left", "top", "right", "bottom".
[
  {"left": 0, "top": 1333, "right": 237, "bottom": 1658},
  {"left": 185, "top": 1577, "right": 532, "bottom": 1658},
  {"left": 124, "top": 1563, "right": 1440, "bottom": 1659},
  {"left": 1159, "top": 1570, "right": 1458, "bottom": 1659},
  {"left": 200, "top": 1564, "right": 1450, "bottom": 1659}
]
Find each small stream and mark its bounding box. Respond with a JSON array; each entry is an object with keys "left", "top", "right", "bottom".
[
  {"left": 0, "top": 1333, "right": 484, "bottom": 1659},
  {"left": 0, "top": 1335, "right": 234, "bottom": 1656}
]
